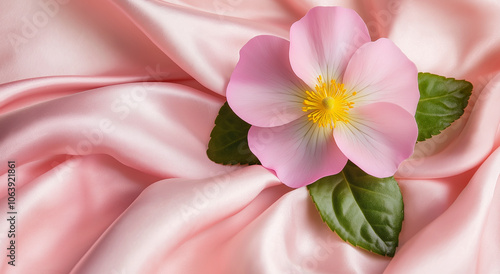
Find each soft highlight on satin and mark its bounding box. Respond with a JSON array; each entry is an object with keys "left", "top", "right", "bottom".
[{"left": 0, "top": 0, "right": 499, "bottom": 273}]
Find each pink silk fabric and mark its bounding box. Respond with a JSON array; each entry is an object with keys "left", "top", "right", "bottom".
[{"left": 1, "top": 0, "right": 499, "bottom": 273}]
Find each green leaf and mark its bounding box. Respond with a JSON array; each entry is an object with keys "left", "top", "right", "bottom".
[
  {"left": 207, "top": 102, "right": 260, "bottom": 165},
  {"left": 416, "top": 72, "right": 472, "bottom": 142},
  {"left": 307, "top": 162, "right": 403, "bottom": 257}
]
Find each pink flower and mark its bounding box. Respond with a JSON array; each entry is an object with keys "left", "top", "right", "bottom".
[{"left": 227, "top": 6, "right": 419, "bottom": 188}]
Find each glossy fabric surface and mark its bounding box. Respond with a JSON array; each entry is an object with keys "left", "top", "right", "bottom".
[{"left": 1, "top": 0, "right": 499, "bottom": 273}]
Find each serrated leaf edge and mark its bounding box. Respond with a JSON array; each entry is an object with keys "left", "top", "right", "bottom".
[
  {"left": 307, "top": 173, "right": 403, "bottom": 257},
  {"left": 416, "top": 72, "right": 473, "bottom": 142}
]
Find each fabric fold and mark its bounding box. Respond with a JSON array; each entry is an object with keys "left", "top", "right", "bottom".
[
  {"left": 71, "top": 166, "right": 285, "bottom": 274},
  {"left": 0, "top": 0, "right": 499, "bottom": 273},
  {"left": 386, "top": 147, "right": 500, "bottom": 273}
]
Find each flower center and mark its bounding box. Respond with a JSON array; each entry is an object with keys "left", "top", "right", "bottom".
[
  {"left": 302, "top": 75, "right": 356, "bottom": 128},
  {"left": 321, "top": 97, "right": 336, "bottom": 110}
]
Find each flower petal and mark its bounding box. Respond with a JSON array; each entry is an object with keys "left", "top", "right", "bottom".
[
  {"left": 226, "top": 35, "right": 308, "bottom": 128},
  {"left": 289, "top": 6, "right": 370, "bottom": 86},
  {"left": 248, "top": 116, "right": 348, "bottom": 188},
  {"left": 334, "top": 102, "right": 418, "bottom": 178},
  {"left": 343, "top": 38, "right": 419, "bottom": 115}
]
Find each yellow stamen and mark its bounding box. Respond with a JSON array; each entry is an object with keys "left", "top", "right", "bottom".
[{"left": 302, "top": 75, "right": 356, "bottom": 128}]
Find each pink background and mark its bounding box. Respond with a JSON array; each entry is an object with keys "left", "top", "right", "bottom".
[{"left": 1, "top": 0, "right": 499, "bottom": 273}]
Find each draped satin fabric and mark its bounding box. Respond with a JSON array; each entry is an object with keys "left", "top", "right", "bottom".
[{"left": 1, "top": 0, "right": 499, "bottom": 273}]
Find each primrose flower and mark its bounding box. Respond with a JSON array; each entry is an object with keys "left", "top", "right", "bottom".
[{"left": 227, "top": 6, "right": 419, "bottom": 188}]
